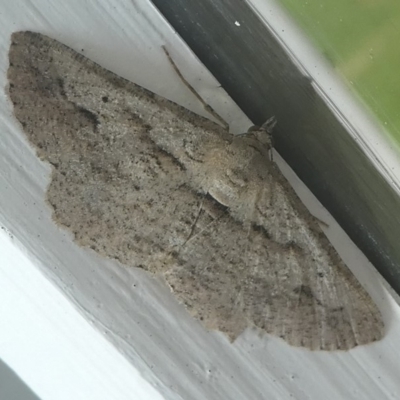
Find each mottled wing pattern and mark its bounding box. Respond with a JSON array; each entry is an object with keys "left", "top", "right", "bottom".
[
  {"left": 7, "top": 31, "right": 383, "bottom": 350},
  {"left": 7, "top": 30, "right": 228, "bottom": 269},
  {"left": 156, "top": 125, "right": 383, "bottom": 350}
]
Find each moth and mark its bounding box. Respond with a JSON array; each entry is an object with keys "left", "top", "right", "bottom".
[{"left": 7, "top": 31, "right": 383, "bottom": 350}]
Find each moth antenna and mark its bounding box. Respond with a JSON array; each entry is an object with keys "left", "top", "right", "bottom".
[{"left": 162, "top": 45, "right": 229, "bottom": 130}]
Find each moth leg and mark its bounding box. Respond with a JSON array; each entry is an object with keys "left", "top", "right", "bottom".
[
  {"left": 161, "top": 45, "right": 229, "bottom": 130},
  {"left": 181, "top": 199, "right": 205, "bottom": 247},
  {"left": 181, "top": 203, "right": 225, "bottom": 249}
]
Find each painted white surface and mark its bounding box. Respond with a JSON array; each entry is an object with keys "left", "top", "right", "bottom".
[
  {"left": 0, "top": 231, "right": 164, "bottom": 400},
  {"left": 0, "top": 1, "right": 399, "bottom": 399}
]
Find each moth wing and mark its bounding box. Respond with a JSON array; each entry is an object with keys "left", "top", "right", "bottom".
[
  {"left": 8, "top": 31, "right": 383, "bottom": 350},
  {"left": 163, "top": 153, "right": 383, "bottom": 350},
  {"left": 163, "top": 193, "right": 383, "bottom": 350},
  {"left": 7, "top": 30, "right": 227, "bottom": 269}
]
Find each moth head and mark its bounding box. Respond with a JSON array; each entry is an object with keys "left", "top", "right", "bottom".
[{"left": 245, "top": 116, "right": 277, "bottom": 149}]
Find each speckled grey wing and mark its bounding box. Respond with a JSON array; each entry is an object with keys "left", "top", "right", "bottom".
[
  {"left": 7, "top": 30, "right": 229, "bottom": 269},
  {"left": 157, "top": 130, "right": 383, "bottom": 350},
  {"left": 7, "top": 31, "right": 383, "bottom": 350},
  {"left": 162, "top": 185, "right": 384, "bottom": 350}
]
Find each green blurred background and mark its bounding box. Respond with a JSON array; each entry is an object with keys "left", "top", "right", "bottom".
[{"left": 279, "top": 0, "right": 400, "bottom": 142}]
